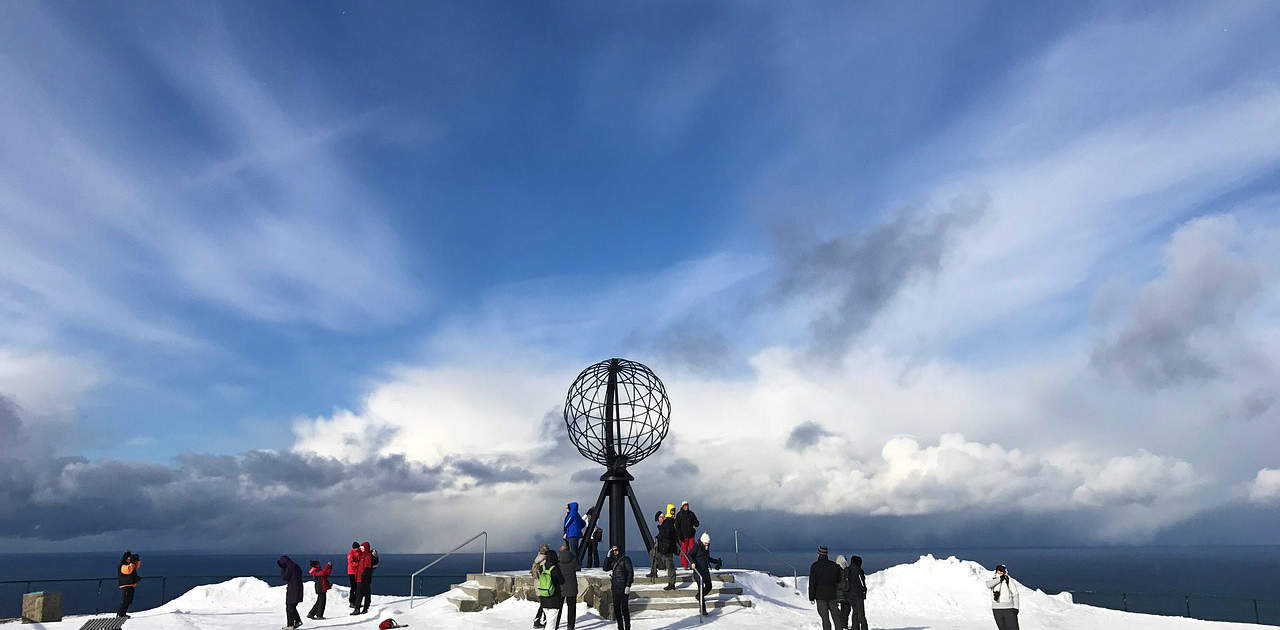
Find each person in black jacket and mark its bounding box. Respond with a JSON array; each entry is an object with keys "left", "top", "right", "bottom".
[
  {"left": 848, "top": 555, "right": 868, "bottom": 630},
  {"left": 809, "top": 546, "right": 841, "bottom": 630},
  {"left": 646, "top": 511, "right": 678, "bottom": 590},
  {"left": 278, "top": 555, "right": 304, "bottom": 629},
  {"left": 116, "top": 551, "right": 141, "bottom": 618},
  {"left": 673, "top": 501, "right": 699, "bottom": 568},
  {"left": 583, "top": 507, "right": 603, "bottom": 568},
  {"left": 537, "top": 550, "right": 567, "bottom": 630},
  {"left": 557, "top": 545, "right": 580, "bottom": 630},
  {"left": 690, "top": 532, "right": 722, "bottom": 616},
  {"left": 603, "top": 546, "right": 634, "bottom": 630}
]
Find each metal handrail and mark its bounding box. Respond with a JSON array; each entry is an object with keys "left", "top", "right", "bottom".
[
  {"left": 409, "top": 530, "right": 488, "bottom": 609},
  {"left": 732, "top": 529, "right": 799, "bottom": 595}
]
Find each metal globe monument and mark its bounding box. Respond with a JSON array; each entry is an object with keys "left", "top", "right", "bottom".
[{"left": 565, "top": 357, "right": 671, "bottom": 555}]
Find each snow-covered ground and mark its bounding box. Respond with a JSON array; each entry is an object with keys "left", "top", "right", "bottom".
[{"left": 19, "top": 556, "right": 1266, "bottom": 629}]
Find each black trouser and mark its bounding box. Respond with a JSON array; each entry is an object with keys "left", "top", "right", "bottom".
[
  {"left": 285, "top": 602, "right": 301, "bottom": 627},
  {"left": 359, "top": 570, "right": 373, "bottom": 611},
  {"left": 308, "top": 589, "right": 326, "bottom": 618},
  {"left": 610, "top": 587, "right": 630, "bottom": 630},
  {"left": 837, "top": 601, "right": 851, "bottom": 630},
  {"left": 562, "top": 599, "right": 576, "bottom": 630},
  {"left": 117, "top": 587, "right": 135, "bottom": 616},
  {"left": 849, "top": 597, "right": 868, "bottom": 630},
  {"left": 993, "top": 608, "right": 1020, "bottom": 630},
  {"left": 585, "top": 543, "right": 600, "bottom": 569},
  {"left": 815, "top": 599, "right": 837, "bottom": 630},
  {"left": 348, "top": 574, "right": 358, "bottom": 607}
]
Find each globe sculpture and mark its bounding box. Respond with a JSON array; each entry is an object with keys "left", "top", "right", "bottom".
[{"left": 565, "top": 358, "right": 671, "bottom": 555}]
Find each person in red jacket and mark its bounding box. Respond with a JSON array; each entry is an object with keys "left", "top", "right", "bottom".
[
  {"left": 308, "top": 560, "right": 332, "bottom": 620},
  {"left": 346, "top": 542, "right": 362, "bottom": 611},
  {"left": 352, "top": 541, "right": 375, "bottom": 616}
]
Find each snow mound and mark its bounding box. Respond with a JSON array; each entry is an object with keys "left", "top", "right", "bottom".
[
  {"left": 870, "top": 554, "right": 1074, "bottom": 620},
  {"left": 155, "top": 577, "right": 289, "bottom": 612}
]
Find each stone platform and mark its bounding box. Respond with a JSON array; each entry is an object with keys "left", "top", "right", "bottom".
[{"left": 447, "top": 568, "right": 753, "bottom": 618}]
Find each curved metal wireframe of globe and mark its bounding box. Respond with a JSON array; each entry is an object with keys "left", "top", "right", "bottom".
[{"left": 564, "top": 358, "right": 671, "bottom": 467}]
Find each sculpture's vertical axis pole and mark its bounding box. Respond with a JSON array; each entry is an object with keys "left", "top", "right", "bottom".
[{"left": 604, "top": 359, "right": 627, "bottom": 553}]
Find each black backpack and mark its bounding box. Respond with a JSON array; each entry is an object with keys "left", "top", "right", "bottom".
[
  {"left": 591, "top": 527, "right": 603, "bottom": 543},
  {"left": 370, "top": 549, "right": 380, "bottom": 568}
]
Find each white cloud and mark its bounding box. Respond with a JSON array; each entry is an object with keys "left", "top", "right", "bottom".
[{"left": 1248, "top": 469, "right": 1280, "bottom": 504}]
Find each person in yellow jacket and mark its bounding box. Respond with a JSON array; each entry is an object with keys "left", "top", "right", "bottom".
[
  {"left": 666, "top": 504, "right": 676, "bottom": 518},
  {"left": 117, "top": 551, "right": 141, "bottom": 618}
]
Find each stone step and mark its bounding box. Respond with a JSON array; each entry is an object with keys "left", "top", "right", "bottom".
[
  {"left": 446, "top": 591, "right": 483, "bottom": 613},
  {"left": 630, "top": 595, "right": 754, "bottom": 612},
  {"left": 632, "top": 571, "right": 735, "bottom": 584},
  {"left": 457, "top": 582, "right": 497, "bottom": 606},
  {"left": 629, "top": 584, "right": 744, "bottom": 599}
]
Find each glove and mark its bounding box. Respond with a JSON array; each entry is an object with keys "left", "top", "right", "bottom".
[{"left": 623, "top": 587, "right": 631, "bottom": 595}]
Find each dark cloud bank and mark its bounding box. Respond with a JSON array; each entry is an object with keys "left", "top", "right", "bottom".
[{"left": 0, "top": 394, "right": 535, "bottom": 548}]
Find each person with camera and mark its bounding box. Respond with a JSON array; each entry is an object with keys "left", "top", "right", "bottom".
[
  {"left": 307, "top": 560, "right": 332, "bottom": 620},
  {"left": 116, "top": 550, "right": 142, "bottom": 618},
  {"left": 603, "top": 545, "right": 634, "bottom": 630},
  {"left": 985, "top": 564, "right": 1020, "bottom": 630},
  {"left": 808, "top": 546, "right": 841, "bottom": 630},
  {"left": 690, "top": 532, "right": 723, "bottom": 617},
  {"left": 647, "top": 510, "right": 678, "bottom": 590}
]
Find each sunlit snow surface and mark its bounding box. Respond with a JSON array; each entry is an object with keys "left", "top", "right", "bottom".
[{"left": 24, "top": 556, "right": 1264, "bottom": 629}]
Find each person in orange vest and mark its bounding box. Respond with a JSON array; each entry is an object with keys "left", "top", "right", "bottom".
[{"left": 116, "top": 550, "right": 141, "bottom": 618}]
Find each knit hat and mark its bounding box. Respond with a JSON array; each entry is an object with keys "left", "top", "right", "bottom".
[
  {"left": 700, "top": 532, "right": 711, "bottom": 544},
  {"left": 818, "top": 546, "right": 829, "bottom": 556},
  {"left": 851, "top": 555, "right": 863, "bottom": 567}
]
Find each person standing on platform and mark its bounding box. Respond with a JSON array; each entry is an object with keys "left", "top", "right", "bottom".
[
  {"left": 116, "top": 551, "right": 141, "bottom": 618},
  {"left": 583, "top": 507, "right": 602, "bottom": 568},
  {"left": 809, "top": 546, "right": 841, "bottom": 630},
  {"left": 563, "top": 502, "right": 586, "bottom": 557},
  {"left": 690, "top": 532, "right": 723, "bottom": 616},
  {"left": 835, "top": 555, "right": 851, "bottom": 630},
  {"left": 674, "top": 501, "right": 700, "bottom": 568}
]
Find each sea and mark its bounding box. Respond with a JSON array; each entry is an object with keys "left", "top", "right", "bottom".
[{"left": 2, "top": 546, "right": 1278, "bottom": 624}]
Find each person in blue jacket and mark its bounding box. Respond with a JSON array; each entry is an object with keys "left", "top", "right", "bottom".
[{"left": 563, "top": 502, "right": 587, "bottom": 556}]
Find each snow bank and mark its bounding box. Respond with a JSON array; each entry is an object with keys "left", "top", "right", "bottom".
[{"left": 24, "top": 556, "right": 1266, "bottom": 629}]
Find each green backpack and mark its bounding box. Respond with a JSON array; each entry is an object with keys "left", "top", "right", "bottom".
[{"left": 537, "top": 566, "right": 556, "bottom": 597}]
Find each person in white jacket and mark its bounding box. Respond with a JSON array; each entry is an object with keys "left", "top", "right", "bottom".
[{"left": 985, "top": 564, "right": 1020, "bottom": 630}]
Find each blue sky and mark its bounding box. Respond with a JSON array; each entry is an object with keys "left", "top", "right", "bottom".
[{"left": 2, "top": 1, "right": 1280, "bottom": 551}]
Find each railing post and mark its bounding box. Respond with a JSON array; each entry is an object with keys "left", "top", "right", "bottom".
[
  {"left": 734, "top": 530, "right": 740, "bottom": 569},
  {"left": 1122, "top": 592, "right": 1128, "bottom": 612},
  {"left": 482, "top": 532, "right": 487, "bottom": 575},
  {"left": 1254, "top": 599, "right": 1260, "bottom": 623},
  {"left": 97, "top": 579, "right": 103, "bottom": 614},
  {"left": 162, "top": 577, "right": 167, "bottom": 604},
  {"left": 1184, "top": 595, "right": 1191, "bottom": 617}
]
